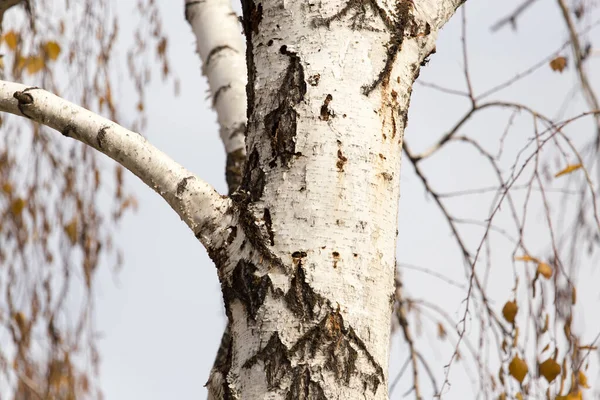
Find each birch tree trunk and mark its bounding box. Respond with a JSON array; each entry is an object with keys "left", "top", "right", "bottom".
[
  {"left": 0, "top": 0, "right": 464, "bottom": 398},
  {"left": 210, "top": 1, "right": 461, "bottom": 398}
]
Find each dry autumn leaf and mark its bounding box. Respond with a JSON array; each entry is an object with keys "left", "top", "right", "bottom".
[
  {"left": 43, "top": 41, "right": 62, "bottom": 60},
  {"left": 1, "top": 182, "right": 12, "bottom": 194},
  {"left": 550, "top": 56, "right": 567, "bottom": 72},
  {"left": 555, "top": 164, "right": 582, "bottom": 178},
  {"left": 515, "top": 393, "right": 523, "bottom": 400},
  {"left": 2, "top": 31, "right": 18, "bottom": 50},
  {"left": 25, "top": 55, "right": 45, "bottom": 75},
  {"left": 537, "top": 262, "right": 553, "bottom": 279},
  {"left": 539, "top": 358, "right": 561, "bottom": 383},
  {"left": 502, "top": 300, "right": 518, "bottom": 324},
  {"left": 508, "top": 355, "right": 528, "bottom": 383},
  {"left": 556, "top": 391, "right": 582, "bottom": 400},
  {"left": 64, "top": 218, "right": 78, "bottom": 244},
  {"left": 579, "top": 371, "right": 589, "bottom": 388},
  {"left": 515, "top": 254, "right": 537, "bottom": 262},
  {"left": 11, "top": 198, "right": 26, "bottom": 215}
]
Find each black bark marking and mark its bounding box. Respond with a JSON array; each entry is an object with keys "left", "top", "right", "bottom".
[
  {"left": 213, "top": 84, "right": 232, "bottom": 106},
  {"left": 226, "top": 226, "right": 238, "bottom": 245},
  {"left": 284, "top": 263, "right": 324, "bottom": 320},
  {"left": 240, "top": 148, "right": 266, "bottom": 201},
  {"left": 362, "top": 2, "right": 417, "bottom": 94},
  {"left": 12, "top": 89, "right": 35, "bottom": 119},
  {"left": 286, "top": 367, "right": 328, "bottom": 400},
  {"left": 184, "top": 1, "right": 202, "bottom": 21},
  {"left": 319, "top": 94, "right": 334, "bottom": 121},
  {"left": 61, "top": 123, "right": 77, "bottom": 138},
  {"left": 332, "top": 251, "right": 340, "bottom": 268},
  {"left": 421, "top": 45, "right": 436, "bottom": 66},
  {"left": 240, "top": 1, "right": 262, "bottom": 118},
  {"left": 263, "top": 207, "right": 275, "bottom": 245},
  {"left": 176, "top": 176, "right": 193, "bottom": 196},
  {"left": 224, "top": 259, "right": 274, "bottom": 321},
  {"left": 225, "top": 146, "right": 246, "bottom": 194},
  {"left": 289, "top": 310, "right": 384, "bottom": 392},
  {"left": 97, "top": 126, "right": 109, "bottom": 149},
  {"left": 292, "top": 251, "right": 307, "bottom": 259},
  {"left": 243, "top": 333, "right": 292, "bottom": 389},
  {"left": 336, "top": 149, "right": 348, "bottom": 172},
  {"left": 307, "top": 73, "right": 320, "bottom": 86},
  {"left": 263, "top": 45, "right": 306, "bottom": 166},
  {"left": 206, "top": 45, "right": 237, "bottom": 66},
  {"left": 231, "top": 198, "right": 287, "bottom": 273},
  {"left": 314, "top": 1, "right": 423, "bottom": 95}
]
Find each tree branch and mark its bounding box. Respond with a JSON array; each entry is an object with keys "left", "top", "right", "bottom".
[
  {"left": 0, "top": 80, "right": 231, "bottom": 248},
  {"left": 185, "top": 0, "right": 247, "bottom": 192}
]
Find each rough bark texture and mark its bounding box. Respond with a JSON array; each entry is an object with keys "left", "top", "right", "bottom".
[{"left": 208, "top": 1, "right": 441, "bottom": 398}]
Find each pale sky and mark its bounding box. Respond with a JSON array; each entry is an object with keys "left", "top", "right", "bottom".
[{"left": 93, "top": 1, "right": 600, "bottom": 399}]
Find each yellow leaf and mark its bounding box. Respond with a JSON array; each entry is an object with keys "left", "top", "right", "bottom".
[
  {"left": 537, "top": 262, "right": 553, "bottom": 279},
  {"left": 556, "top": 391, "right": 582, "bottom": 400},
  {"left": 508, "top": 355, "right": 528, "bottom": 383},
  {"left": 3, "top": 31, "right": 18, "bottom": 50},
  {"left": 550, "top": 56, "right": 568, "bottom": 72},
  {"left": 11, "top": 198, "right": 25, "bottom": 215},
  {"left": 25, "top": 55, "right": 45, "bottom": 75},
  {"left": 1, "top": 182, "right": 12, "bottom": 194},
  {"left": 515, "top": 255, "right": 537, "bottom": 262},
  {"left": 579, "top": 371, "right": 589, "bottom": 388},
  {"left": 555, "top": 164, "right": 582, "bottom": 178},
  {"left": 515, "top": 393, "right": 523, "bottom": 400},
  {"left": 539, "top": 358, "right": 561, "bottom": 383},
  {"left": 502, "top": 300, "right": 518, "bottom": 324},
  {"left": 43, "top": 41, "right": 61, "bottom": 60},
  {"left": 572, "top": 286, "right": 577, "bottom": 304},
  {"left": 64, "top": 218, "right": 78, "bottom": 244}
]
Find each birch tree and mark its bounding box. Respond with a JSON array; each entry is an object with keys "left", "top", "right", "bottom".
[
  {"left": 2, "top": 0, "right": 600, "bottom": 399},
  {"left": 1, "top": 0, "right": 462, "bottom": 398}
]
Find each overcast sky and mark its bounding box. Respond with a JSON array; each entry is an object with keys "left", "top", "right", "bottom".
[{"left": 94, "top": 1, "right": 600, "bottom": 399}]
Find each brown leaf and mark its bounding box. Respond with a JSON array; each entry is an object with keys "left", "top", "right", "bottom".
[
  {"left": 537, "top": 262, "right": 553, "bottom": 279},
  {"left": 43, "top": 41, "right": 62, "bottom": 61},
  {"left": 502, "top": 300, "right": 518, "bottom": 324},
  {"left": 550, "top": 56, "right": 568, "bottom": 72},
  {"left": 25, "top": 55, "right": 45, "bottom": 75},
  {"left": 579, "top": 371, "right": 589, "bottom": 388},
  {"left": 64, "top": 218, "right": 78, "bottom": 244},
  {"left": 539, "top": 358, "right": 561, "bottom": 383},
  {"left": 508, "top": 355, "right": 528, "bottom": 383},
  {"left": 2, "top": 31, "right": 18, "bottom": 50},
  {"left": 11, "top": 198, "right": 26, "bottom": 216}
]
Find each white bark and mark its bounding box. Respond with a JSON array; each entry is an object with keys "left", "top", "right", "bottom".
[
  {"left": 207, "top": 1, "right": 452, "bottom": 398},
  {"left": 0, "top": 80, "right": 231, "bottom": 249},
  {"left": 185, "top": 0, "right": 247, "bottom": 191}
]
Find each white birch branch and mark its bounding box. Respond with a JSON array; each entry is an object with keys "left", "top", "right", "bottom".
[
  {"left": 421, "top": 0, "right": 466, "bottom": 29},
  {"left": 185, "top": 0, "right": 247, "bottom": 190},
  {"left": 0, "top": 80, "right": 231, "bottom": 248}
]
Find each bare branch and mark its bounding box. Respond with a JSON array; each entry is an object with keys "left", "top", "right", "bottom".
[
  {"left": 0, "top": 80, "right": 231, "bottom": 246},
  {"left": 490, "top": 0, "right": 539, "bottom": 32}
]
